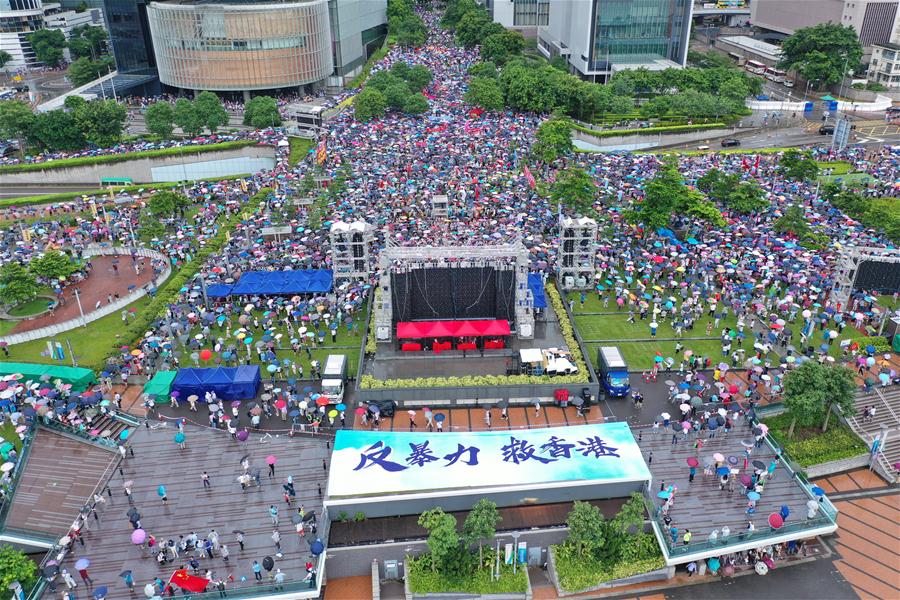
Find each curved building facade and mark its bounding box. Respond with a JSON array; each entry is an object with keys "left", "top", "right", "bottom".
[{"left": 147, "top": 0, "right": 333, "bottom": 92}]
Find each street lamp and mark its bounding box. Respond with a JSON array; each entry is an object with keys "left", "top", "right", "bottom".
[{"left": 73, "top": 288, "right": 85, "bottom": 321}]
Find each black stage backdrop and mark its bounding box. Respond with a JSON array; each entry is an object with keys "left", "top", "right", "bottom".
[
  {"left": 391, "top": 267, "right": 516, "bottom": 322},
  {"left": 855, "top": 261, "right": 900, "bottom": 295}
]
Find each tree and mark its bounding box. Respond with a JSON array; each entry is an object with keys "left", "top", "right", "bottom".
[
  {"left": 418, "top": 507, "right": 460, "bottom": 573},
  {"left": 383, "top": 82, "right": 411, "bottom": 110},
  {"left": 774, "top": 204, "right": 811, "bottom": 238},
  {"left": 441, "top": 0, "right": 480, "bottom": 30},
  {"left": 29, "top": 250, "right": 76, "bottom": 282},
  {"left": 0, "top": 100, "right": 35, "bottom": 150},
  {"left": 405, "top": 64, "right": 433, "bottom": 91},
  {"left": 28, "top": 29, "right": 66, "bottom": 67},
  {"left": 634, "top": 158, "right": 685, "bottom": 229},
  {"left": 532, "top": 118, "right": 572, "bottom": 163},
  {"left": 397, "top": 14, "right": 428, "bottom": 48},
  {"left": 468, "top": 61, "right": 498, "bottom": 79},
  {"left": 0, "top": 262, "right": 40, "bottom": 306},
  {"left": 462, "top": 499, "right": 500, "bottom": 567},
  {"left": 145, "top": 101, "right": 175, "bottom": 138},
  {"left": 551, "top": 167, "right": 596, "bottom": 215},
  {"left": 242, "top": 96, "right": 281, "bottom": 128},
  {"left": 148, "top": 191, "right": 189, "bottom": 218},
  {"left": 565, "top": 500, "right": 606, "bottom": 557},
  {"left": 354, "top": 87, "right": 387, "bottom": 122},
  {"left": 455, "top": 10, "right": 493, "bottom": 48},
  {"left": 174, "top": 98, "right": 204, "bottom": 138},
  {"left": 464, "top": 76, "right": 504, "bottom": 111},
  {"left": 779, "top": 23, "right": 863, "bottom": 87},
  {"left": 194, "top": 91, "right": 229, "bottom": 133},
  {"left": 480, "top": 30, "right": 525, "bottom": 65},
  {"left": 67, "top": 25, "right": 108, "bottom": 59},
  {"left": 74, "top": 99, "right": 127, "bottom": 147},
  {"left": 64, "top": 95, "right": 87, "bottom": 111},
  {"left": 0, "top": 50, "right": 11, "bottom": 69},
  {"left": 725, "top": 181, "right": 769, "bottom": 214},
  {"left": 27, "top": 109, "right": 84, "bottom": 151},
  {"left": 403, "top": 93, "right": 429, "bottom": 115},
  {"left": 819, "top": 364, "right": 857, "bottom": 432},
  {"left": 0, "top": 546, "right": 36, "bottom": 593},
  {"left": 782, "top": 361, "right": 830, "bottom": 437},
  {"left": 499, "top": 62, "right": 557, "bottom": 113},
  {"left": 67, "top": 56, "right": 111, "bottom": 87},
  {"left": 778, "top": 149, "right": 819, "bottom": 181}
]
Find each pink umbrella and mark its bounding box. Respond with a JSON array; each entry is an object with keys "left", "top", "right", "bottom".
[
  {"left": 713, "top": 453, "right": 725, "bottom": 462},
  {"left": 758, "top": 423, "right": 769, "bottom": 434},
  {"left": 131, "top": 529, "right": 146, "bottom": 545},
  {"left": 768, "top": 513, "right": 783, "bottom": 529},
  {"left": 266, "top": 455, "right": 277, "bottom": 465}
]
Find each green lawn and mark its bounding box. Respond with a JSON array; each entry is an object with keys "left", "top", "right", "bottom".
[
  {"left": 816, "top": 160, "right": 852, "bottom": 175},
  {"left": 0, "top": 320, "right": 17, "bottom": 337},
  {"left": 288, "top": 136, "right": 315, "bottom": 165},
  {"left": 7, "top": 298, "right": 51, "bottom": 318},
  {"left": 573, "top": 312, "right": 740, "bottom": 342},
  {"left": 877, "top": 294, "right": 899, "bottom": 311},
  {"left": 587, "top": 340, "right": 731, "bottom": 371},
  {"left": 0, "top": 421, "right": 21, "bottom": 452},
  {"left": 5, "top": 296, "right": 152, "bottom": 370},
  {"left": 817, "top": 172, "right": 873, "bottom": 185}
]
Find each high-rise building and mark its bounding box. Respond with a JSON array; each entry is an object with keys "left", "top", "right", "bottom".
[
  {"left": 750, "top": 0, "right": 898, "bottom": 57},
  {"left": 1, "top": 0, "right": 104, "bottom": 70},
  {"left": 537, "top": 0, "right": 692, "bottom": 81},
  {"left": 101, "top": 0, "right": 386, "bottom": 96},
  {"left": 479, "top": 0, "right": 551, "bottom": 34},
  {"left": 867, "top": 9, "right": 900, "bottom": 87}
]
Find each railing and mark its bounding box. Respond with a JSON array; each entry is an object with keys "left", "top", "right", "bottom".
[
  {"left": 873, "top": 387, "right": 900, "bottom": 427},
  {"left": 0, "top": 425, "right": 36, "bottom": 530},
  {"left": 0, "top": 245, "right": 172, "bottom": 346},
  {"left": 39, "top": 418, "right": 119, "bottom": 450}
]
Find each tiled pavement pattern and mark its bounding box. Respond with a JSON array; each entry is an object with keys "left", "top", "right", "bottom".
[{"left": 5, "top": 428, "right": 119, "bottom": 538}]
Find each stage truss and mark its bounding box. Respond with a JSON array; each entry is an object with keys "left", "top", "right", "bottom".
[
  {"left": 374, "top": 240, "right": 535, "bottom": 341},
  {"left": 832, "top": 246, "right": 900, "bottom": 309}
]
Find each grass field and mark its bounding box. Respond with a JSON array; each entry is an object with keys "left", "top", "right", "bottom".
[
  {"left": 573, "top": 312, "right": 740, "bottom": 341},
  {"left": 7, "top": 298, "right": 51, "bottom": 318},
  {"left": 878, "top": 294, "right": 899, "bottom": 311},
  {"left": 816, "top": 160, "right": 852, "bottom": 175},
  {"left": 288, "top": 137, "right": 315, "bottom": 165},
  {"left": 0, "top": 421, "right": 22, "bottom": 452}
]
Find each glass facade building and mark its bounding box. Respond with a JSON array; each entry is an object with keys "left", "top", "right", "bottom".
[
  {"left": 590, "top": 0, "right": 690, "bottom": 70},
  {"left": 103, "top": 0, "right": 156, "bottom": 74},
  {"left": 147, "top": 0, "right": 333, "bottom": 91}
]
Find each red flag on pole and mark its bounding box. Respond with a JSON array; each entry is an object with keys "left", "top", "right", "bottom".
[
  {"left": 753, "top": 155, "right": 760, "bottom": 173},
  {"left": 741, "top": 157, "right": 750, "bottom": 171},
  {"left": 523, "top": 165, "right": 536, "bottom": 189},
  {"left": 315, "top": 139, "right": 327, "bottom": 165},
  {"left": 169, "top": 570, "right": 210, "bottom": 593}
]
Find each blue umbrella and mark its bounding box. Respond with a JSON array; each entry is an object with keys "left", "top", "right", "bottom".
[
  {"left": 336, "top": 403, "right": 346, "bottom": 411},
  {"left": 716, "top": 466, "right": 730, "bottom": 476},
  {"left": 92, "top": 586, "right": 108, "bottom": 599},
  {"left": 678, "top": 382, "right": 690, "bottom": 390},
  {"left": 433, "top": 412, "right": 445, "bottom": 422},
  {"left": 309, "top": 539, "right": 324, "bottom": 556},
  {"left": 811, "top": 486, "right": 825, "bottom": 496},
  {"left": 174, "top": 433, "right": 185, "bottom": 444},
  {"left": 747, "top": 491, "right": 760, "bottom": 501},
  {"left": 119, "top": 430, "right": 129, "bottom": 441}
]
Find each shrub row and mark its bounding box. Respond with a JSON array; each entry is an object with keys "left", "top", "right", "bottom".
[
  {"left": 552, "top": 535, "right": 665, "bottom": 593},
  {"left": 0, "top": 140, "right": 257, "bottom": 174},
  {"left": 572, "top": 122, "right": 727, "bottom": 139}
]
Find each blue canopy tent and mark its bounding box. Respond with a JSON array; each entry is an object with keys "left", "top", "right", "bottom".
[
  {"left": 205, "top": 284, "right": 234, "bottom": 298},
  {"left": 229, "top": 270, "right": 333, "bottom": 296},
  {"left": 528, "top": 274, "right": 547, "bottom": 309},
  {"left": 171, "top": 366, "right": 261, "bottom": 400}
]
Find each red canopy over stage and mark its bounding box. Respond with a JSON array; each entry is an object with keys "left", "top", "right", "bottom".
[{"left": 396, "top": 320, "right": 511, "bottom": 339}]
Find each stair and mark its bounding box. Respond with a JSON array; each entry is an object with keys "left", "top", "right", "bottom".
[{"left": 847, "top": 386, "right": 900, "bottom": 482}]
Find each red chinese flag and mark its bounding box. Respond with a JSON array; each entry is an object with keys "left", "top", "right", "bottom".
[
  {"left": 523, "top": 165, "right": 536, "bottom": 189},
  {"left": 169, "top": 570, "right": 210, "bottom": 593}
]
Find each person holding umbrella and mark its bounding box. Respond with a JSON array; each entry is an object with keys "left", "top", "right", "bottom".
[
  {"left": 119, "top": 570, "right": 134, "bottom": 590},
  {"left": 75, "top": 558, "right": 92, "bottom": 586}
]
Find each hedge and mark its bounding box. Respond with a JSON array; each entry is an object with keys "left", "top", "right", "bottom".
[
  {"left": 0, "top": 140, "right": 258, "bottom": 174},
  {"left": 358, "top": 281, "right": 590, "bottom": 389},
  {"left": 347, "top": 39, "right": 391, "bottom": 89},
  {"left": 552, "top": 534, "right": 664, "bottom": 593},
  {"left": 763, "top": 413, "right": 868, "bottom": 468},
  {"left": 0, "top": 174, "right": 251, "bottom": 209},
  {"left": 572, "top": 122, "right": 727, "bottom": 139}
]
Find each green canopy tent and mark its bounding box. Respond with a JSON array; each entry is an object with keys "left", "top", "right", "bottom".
[
  {"left": 0, "top": 362, "right": 96, "bottom": 391},
  {"left": 142, "top": 371, "right": 177, "bottom": 404}
]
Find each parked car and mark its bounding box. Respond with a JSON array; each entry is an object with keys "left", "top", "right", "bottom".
[
  {"left": 720, "top": 138, "right": 741, "bottom": 147},
  {"left": 819, "top": 125, "right": 835, "bottom": 135}
]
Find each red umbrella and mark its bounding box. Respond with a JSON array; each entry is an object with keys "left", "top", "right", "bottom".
[
  {"left": 354, "top": 407, "right": 366, "bottom": 415},
  {"left": 768, "top": 513, "right": 783, "bottom": 529},
  {"left": 686, "top": 457, "right": 699, "bottom": 467},
  {"left": 315, "top": 396, "right": 329, "bottom": 407},
  {"left": 728, "top": 384, "right": 739, "bottom": 394}
]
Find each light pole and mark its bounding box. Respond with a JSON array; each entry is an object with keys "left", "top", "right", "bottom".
[
  {"left": 73, "top": 288, "right": 85, "bottom": 321},
  {"left": 511, "top": 532, "right": 521, "bottom": 575}
]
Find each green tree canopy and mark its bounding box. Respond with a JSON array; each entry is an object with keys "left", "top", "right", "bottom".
[
  {"left": 405, "top": 64, "right": 433, "bottom": 91},
  {"left": 67, "top": 24, "right": 108, "bottom": 59},
  {"left": 0, "top": 100, "right": 35, "bottom": 145},
  {"left": 0, "top": 50, "right": 13, "bottom": 69},
  {"left": 354, "top": 87, "right": 388, "bottom": 122},
  {"left": 73, "top": 98, "right": 127, "bottom": 147},
  {"left": 480, "top": 30, "right": 525, "bottom": 65},
  {"left": 174, "top": 98, "right": 204, "bottom": 138},
  {"left": 144, "top": 101, "right": 176, "bottom": 138},
  {"left": 63, "top": 95, "right": 87, "bottom": 111},
  {"left": 779, "top": 23, "right": 863, "bottom": 87},
  {"left": 0, "top": 546, "right": 36, "bottom": 593},
  {"left": 29, "top": 29, "right": 66, "bottom": 67},
  {"left": 699, "top": 169, "right": 769, "bottom": 214},
  {"left": 403, "top": 92, "right": 429, "bottom": 115},
  {"left": 148, "top": 190, "right": 190, "bottom": 217},
  {"left": 468, "top": 61, "right": 498, "bottom": 80},
  {"left": 565, "top": 500, "right": 606, "bottom": 557},
  {"left": 551, "top": 167, "right": 597, "bottom": 215},
  {"left": 194, "top": 91, "right": 229, "bottom": 133},
  {"left": 29, "top": 250, "right": 77, "bottom": 282},
  {"left": 532, "top": 118, "right": 572, "bottom": 163},
  {"left": 384, "top": 82, "right": 411, "bottom": 110},
  {"left": 242, "top": 96, "right": 282, "bottom": 129},
  {"left": 67, "top": 56, "right": 114, "bottom": 87},
  {"left": 774, "top": 204, "right": 811, "bottom": 238},
  {"left": 441, "top": 0, "right": 480, "bottom": 30},
  {"left": 27, "top": 109, "right": 84, "bottom": 151},
  {"left": 396, "top": 13, "right": 428, "bottom": 47},
  {"left": 418, "top": 507, "right": 460, "bottom": 572},
  {"left": 0, "top": 262, "right": 40, "bottom": 306},
  {"left": 464, "top": 76, "right": 504, "bottom": 112},
  {"left": 778, "top": 149, "right": 820, "bottom": 181},
  {"left": 462, "top": 499, "right": 500, "bottom": 567},
  {"left": 782, "top": 361, "right": 855, "bottom": 435}
]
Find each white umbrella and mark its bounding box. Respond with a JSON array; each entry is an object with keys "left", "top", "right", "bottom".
[{"left": 660, "top": 412, "right": 670, "bottom": 420}]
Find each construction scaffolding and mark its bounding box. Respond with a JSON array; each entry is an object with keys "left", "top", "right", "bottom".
[
  {"left": 329, "top": 221, "right": 373, "bottom": 282},
  {"left": 832, "top": 246, "right": 900, "bottom": 309},
  {"left": 374, "top": 241, "right": 535, "bottom": 341},
  {"left": 557, "top": 216, "right": 597, "bottom": 290}
]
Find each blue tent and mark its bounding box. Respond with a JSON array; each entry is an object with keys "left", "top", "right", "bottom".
[
  {"left": 230, "top": 270, "right": 333, "bottom": 296},
  {"left": 206, "top": 284, "right": 234, "bottom": 298},
  {"left": 171, "top": 366, "right": 261, "bottom": 400},
  {"left": 528, "top": 274, "right": 547, "bottom": 309}
]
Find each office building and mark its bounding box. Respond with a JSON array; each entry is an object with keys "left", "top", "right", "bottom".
[
  {"left": 867, "top": 10, "right": 900, "bottom": 87},
  {"left": 1, "top": 0, "right": 104, "bottom": 70},
  {"left": 750, "top": 0, "right": 898, "bottom": 56},
  {"left": 537, "top": 0, "right": 692, "bottom": 81},
  {"left": 479, "top": 0, "right": 551, "bottom": 34},
  {"left": 102, "top": 0, "right": 386, "bottom": 96}
]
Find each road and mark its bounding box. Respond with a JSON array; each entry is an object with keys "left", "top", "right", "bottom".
[{"left": 0, "top": 185, "right": 104, "bottom": 199}]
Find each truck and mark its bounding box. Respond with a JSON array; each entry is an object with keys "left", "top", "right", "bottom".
[
  {"left": 321, "top": 354, "right": 347, "bottom": 405},
  {"left": 597, "top": 346, "right": 630, "bottom": 397}
]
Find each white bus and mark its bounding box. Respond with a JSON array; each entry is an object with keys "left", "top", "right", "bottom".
[
  {"left": 744, "top": 60, "right": 766, "bottom": 75},
  {"left": 764, "top": 67, "right": 787, "bottom": 83}
]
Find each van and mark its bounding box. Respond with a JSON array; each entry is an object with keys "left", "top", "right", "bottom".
[
  {"left": 321, "top": 354, "right": 347, "bottom": 404},
  {"left": 597, "top": 346, "right": 630, "bottom": 397}
]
